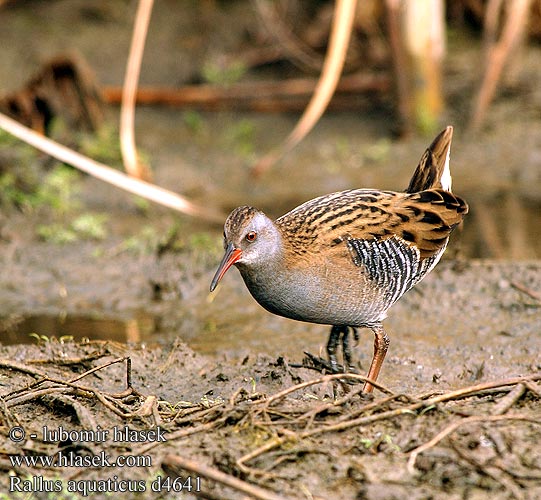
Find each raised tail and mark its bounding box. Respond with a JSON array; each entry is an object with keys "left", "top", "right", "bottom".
[{"left": 406, "top": 126, "right": 453, "bottom": 193}]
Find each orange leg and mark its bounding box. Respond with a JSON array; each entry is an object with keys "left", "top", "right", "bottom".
[{"left": 363, "top": 323, "right": 390, "bottom": 393}]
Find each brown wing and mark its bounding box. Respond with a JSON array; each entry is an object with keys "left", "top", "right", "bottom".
[{"left": 281, "top": 188, "right": 468, "bottom": 260}]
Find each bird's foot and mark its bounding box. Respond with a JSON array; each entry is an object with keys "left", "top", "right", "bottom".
[
  {"left": 296, "top": 352, "right": 360, "bottom": 387},
  {"left": 298, "top": 351, "right": 340, "bottom": 373}
]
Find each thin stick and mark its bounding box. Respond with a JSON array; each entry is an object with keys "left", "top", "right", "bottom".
[
  {"left": 4, "top": 357, "right": 132, "bottom": 414},
  {"left": 407, "top": 414, "right": 540, "bottom": 474},
  {"left": 510, "top": 280, "right": 541, "bottom": 302},
  {"left": 27, "top": 351, "right": 108, "bottom": 365},
  {"left": 257, "top": 372, "right": 394, "bottom": 408},
  {"left": 0, "top": 112, "right": 224, "bottom": 222},
  {"left": 332, "top": 393, "right": 408, "bottom": 423},
  {"left": 126, "top": 357, "right": 132, "bottom": 388},
  {"left": 163, "top": 454, "right": 291, "bottom": 500},
  {"left": 523, "top": 381, "right": 541, "bottom": 397},
  {"left": 67, "top": 356, "right": 127, "bottom": 384},
  {"left": 7, "top": 387, "right": 87, "bottom": 407},
  {"left": 3, "top": 357, "right": 126, "bottom": 397},
  {"left": 94, "top": 391, "right": 135, "bottom": 418},
  {"left": 419, "top": 374, "right": 541, "bottom": 406},
  {"left": 491, "top": 383, "right": 526, "bottom": 415},
  {"left": 120, "top": 0, "right": 154, "bottom": 180},
  {"left": 0, "top": 395, "right": 19, "bottom": 428},
  {"left": 238, "top": 434, "right": 291, "bottom": 471},
  {"left": 102, "top": 73, "right": 390, "bottom": 110},
  {"left": 0, "top": 359, "right": 48, "bottom": 379}
]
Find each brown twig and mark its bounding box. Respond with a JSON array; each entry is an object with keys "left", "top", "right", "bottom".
[
  {"left": 0, "top": 359, "right": 49, "bottom": 379},
  {"left": 3, "top": 356, "right": 140, "bottom": 420},
  {"left": 240, "top": 396, "right": 409, "bottom": 471},
  {"left": 67, "top": 356, "right": 128, "bottom": 384},
  {"left": 510, "top": 280, "right": 541, "bottom": 302},
  {"left": 237, "top": 433, "right": 293, "bottom": 474},
  {"left": 2, "top": 356, "right": 127, "bottom": 399},
  {"left": 420, "top": 374, "right": 541, "bottom": 403},
  {"left": 170, "top": 404, "right": 223, "bottom": 426},
  {"left": 102, "top": 73, "right": 389, "bottom": 111},
  {"left": 332, "top": 393, "right": 410, "bottom": 423},
  {"left": 295, "top": 383, "right": 367, "bottom": 426},
  {"left": 120, "top": 0, "right": 154, "bottom": 180},
  {"left": 523, "top": 380, "right": 541, "bottom": 396},
  {"left": 491, "top": 383, "right": 526, "bottom": 415},
  {"left": 93, "top": 391, "right": 138, "bottom": 418},
  {"left": 0, "top": 395, "right": 20, "bottom": 428},
  {"left": 255, "top": 372, "right": 394, "bottom": 410},
  {"left": 162, "top": 453, "right": 292, "bottom": 500},
  {"left": 27, "top": 351, "right": 108, "bottom": 365},
  {"left": 6, "top": 386, "right": 93, "bottom": 407}
]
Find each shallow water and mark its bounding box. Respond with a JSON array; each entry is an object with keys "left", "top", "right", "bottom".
[{"left": 0, "top": 312, "right": 155, "bottom": 345}]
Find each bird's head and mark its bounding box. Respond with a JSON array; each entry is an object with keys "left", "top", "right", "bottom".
[{"left": 210, "top": 206, "right": 281, "bottom": 292}]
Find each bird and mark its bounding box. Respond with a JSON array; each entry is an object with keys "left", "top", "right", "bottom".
[{"left": 210, "top": 126, "right": 468, "bottom": 392}]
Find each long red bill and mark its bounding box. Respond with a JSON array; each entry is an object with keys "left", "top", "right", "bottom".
[{"left": 210, "top": 244, "right": 242, "bottom": 292}]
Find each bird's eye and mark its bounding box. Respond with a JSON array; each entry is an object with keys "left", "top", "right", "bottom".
[{"left": 245, "top": 231, "right": 257, "bottom": 242}]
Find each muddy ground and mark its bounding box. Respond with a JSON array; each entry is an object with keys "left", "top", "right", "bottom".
[{"left": 0, "top": 1, "right": 541, "bottom": 499}]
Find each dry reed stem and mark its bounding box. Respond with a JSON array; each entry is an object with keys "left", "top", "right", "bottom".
[
  {"left": 253, "top": 0, "right": 357, "bottom": 175},
  {"left": 491, "top": 383, "right": 527, "bottom": 415},
  {"left": 120, "top": 0, "right": 154, "bottom": 180},
  {"left": 510, "top": 280, "right": 541, "bottom": 302},
  {"left": 0, "top": 112, "right": 224, "bottom": 222},
  {"left": 27, "top": 351, "right": 109, "bottom": 365},
  {"left": 254, "top": 372, "right": 395, "bottom": 410}
]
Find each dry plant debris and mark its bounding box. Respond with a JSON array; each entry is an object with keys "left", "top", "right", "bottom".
[{"left": 0, "top": 340, "right": 539, "bottom": 499}]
